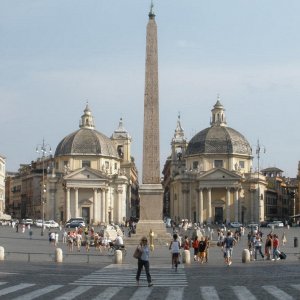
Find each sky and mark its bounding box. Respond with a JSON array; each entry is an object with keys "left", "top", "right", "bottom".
[{"left": 1, "top": 0, "right": 300, "bottom": 179}]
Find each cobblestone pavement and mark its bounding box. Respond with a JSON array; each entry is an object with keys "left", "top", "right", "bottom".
[{"left": 0, "top": 225, "right": 299, "bottom": 299}]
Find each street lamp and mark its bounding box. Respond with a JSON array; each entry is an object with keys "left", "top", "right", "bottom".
[
  {"left": 256, "top": 139, "right": 266, "bottom": 222},
  {"left": 36, "top": 139, "right": 51, "bottom": 236}
]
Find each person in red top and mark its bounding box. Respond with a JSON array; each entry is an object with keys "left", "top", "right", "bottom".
[
  {"left": 272, "top": 234, "right": 280, "bottom": 260},
  {"left": 183, "top": 236, "right": 190, "bottom": 250},
  {"left": 192, "top": 236, "right": 199, "bottom": 261}
]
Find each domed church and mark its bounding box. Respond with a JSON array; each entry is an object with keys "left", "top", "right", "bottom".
[
  {"left": 162, "top": 99, "right": 267, "bottom": 225},
  {"left": 45, "top": 104, "right": 138, "bottom": 225}
]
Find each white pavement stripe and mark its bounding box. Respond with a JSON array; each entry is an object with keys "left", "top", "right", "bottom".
[
  {"left": 0, "top": 283, "right": 35, "bottom": 296},
  {"left": 91, "top": 287, "right": 122, "bottom": 300},
  {"left": 54, "top": 285, "right": 92, "bottom": 300},
  {"left": 165, "top": 287, "right": 184, "bottom": 300},
  {"left": 232, "top": 286, "right": 257, "bottom": 300},
  {"left": 200, "top": 286, "right": 220, "bottom": 300},
  {"left": 130, "top": 287, "right": 153, "bottom": 300},
  {"left": 262, "top": 285, "right": 294, "bottom": 300},
  {"left": 12, "top": 285, "right": 63, "bottom": 300},
  {"left": 291, "top": 284, "right": 300, "bottom": 291}
]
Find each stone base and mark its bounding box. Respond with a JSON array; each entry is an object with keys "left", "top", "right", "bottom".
[{"left": 125, "top": 184, "right": 171, "bottom": 245}]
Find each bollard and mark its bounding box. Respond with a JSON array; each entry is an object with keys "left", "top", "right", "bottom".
[
  {"left": 294, "top": 237, "right": 298, "bottom": 248},
  {"left": 182, "top": 249, "right": 191, "bottom": 264},
  {"left": 55, "top": 248, "right": 63, "bottom": 263},
  {"left": 242, "top": 249, "right": 250, "bottom": 263},
  {"left": 114, "top": 249, "right": 122, "bottom": 264},
  {"left": 0, "top": 246, "right": 4, "bottom": 261}
]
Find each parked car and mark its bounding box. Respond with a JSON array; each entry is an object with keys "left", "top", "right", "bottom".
[
  {"left": 21, "top": 219, "right": 33, "bottom": 225},
  {"left": 230, "top": 222, "right": 243, "bottom": 228},
  {"left": 66, "top": 220, "right": 85, "bottom": 228},
  {"left": 65, "top": 218, "right": 84, "bottom": 226},
  {"left": 267, "top": 221, "right": 284, "bottom": 228},
  {"left": 44, "top": 220, "right": 59, "bottom": 229},
  {"left": 34, "top": 219, "right": 43, "bottom": 227}
]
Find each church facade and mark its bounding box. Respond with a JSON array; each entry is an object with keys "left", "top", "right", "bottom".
[
  {"left": 163, "top": 100, "right": 267, "bottom": 225},
  {"left": 43, "top": 104, "right": 138, "bottom": 225}
]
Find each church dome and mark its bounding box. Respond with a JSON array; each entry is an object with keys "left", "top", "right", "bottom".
[
  {"left": 186, "top": 100, "right": 252, "bottom": 156},
  {"left": 55, "top": 105, "right": 118, "bottom": 158}
]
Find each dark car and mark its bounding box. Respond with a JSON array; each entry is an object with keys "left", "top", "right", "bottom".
[{"left": 65, "top": 219, "right": 85, "bottom": 228}]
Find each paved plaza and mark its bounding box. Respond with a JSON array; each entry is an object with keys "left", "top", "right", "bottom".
[{"left": 0, "top": 225, "right": 299, "bottom": 299}]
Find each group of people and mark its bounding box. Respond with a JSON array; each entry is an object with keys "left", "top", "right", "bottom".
[{"left": 248, "top": 230, "right": 285, "bottom": 261}]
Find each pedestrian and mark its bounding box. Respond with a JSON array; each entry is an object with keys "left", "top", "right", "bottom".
[
  {"left": 198, "top": 236, "right": 207, "bottom": 264},
  {"left": 29, "top": 229, "right": 33, "bottom": 240},
  {"left": 169, "top": 233, "right": 181, "bottom": 271},
  {"left": 183, "top": 235, "right": 190, "bottom": 250},
  {"left": 204, "top": 236, "right": 210, "bottom": 263},
  {"left": 282, "top": 232, "right": 287, "bottom": 246},
  {"left": 265, "top": 234, "right": 272, "bottom": 260},
  {"left": 272, "top": 234, "right": 280, "bottom": 261},
  {"left": 135, "top": 236, "right": 153, "bottom": 287},
  {"left": 192, "top": 236, "right": 199, "bottom": 261},
  {"left": 62, "top": 230, "right": 67, "bottom": 243},
  {"left": 222, "top": 231, "right": 236, "bottom": 266},
  {"left": 254, "top": 235, "right": 264, "bottom": 260}
]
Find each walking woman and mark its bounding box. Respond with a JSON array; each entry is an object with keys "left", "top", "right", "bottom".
[
  {"left": 169, "top": 233, "right": 181, "bottom": 271},
  {"left": 136, "top": 236, "right": 153, "bottom": 287}
]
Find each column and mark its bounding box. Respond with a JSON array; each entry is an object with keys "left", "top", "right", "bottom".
[
  {"left": 199, "top": 189, "right": 203, "bottom": 224},
  {"left": 105, "top": 189, "right": 109, "bottom": 223},
  {"left": 66, "top": 188, "right": 70, "bottom": 221},
  {"left": 100, "top": 189, "right": 104, "bottom": 223},
  {"left": 234, "top": 188, "right": 239, "bottom": 222},
  {"left": 74, "top": 188, "right": 79, "bottom": 218},
  {"left": 250, "top": 190, "right": 254, "bottom": 222},
  {"left": 117, "top": 188, "right": 123, "bottom": 224},
  {"left": 207, "top": 188, "right": 212, "bottom": 224},
  {"left": 226, "top": 188, "right": 231, "bottom": 225},
  {"left": 98, "top": 189, "right": 102, "bottom": 223},
  {"left": 93, "top": 188, "right": 97, "bottom": 224}
]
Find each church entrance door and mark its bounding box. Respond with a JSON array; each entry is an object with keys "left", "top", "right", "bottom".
[
  {"left": 215, "top": 207, "right": 223, "bottom": 224},
  {"left": 82, "top": 207, "right": 90, "bottom": 224}
]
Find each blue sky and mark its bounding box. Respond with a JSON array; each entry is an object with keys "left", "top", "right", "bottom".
[{"left": 1, "top": 0, "right": 300, "bottom": 178}]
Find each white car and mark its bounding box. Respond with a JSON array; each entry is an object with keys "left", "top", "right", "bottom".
[
  {"left": 230, "top": 222, "right": 243, "bottom": 228},
  {"left": 267, "top": 221, "right": 284, "bottom": 228},
  {"left": 44, "top": 220, "right": 60, "bottom": 229},
  {"left": 35, "top": 219, "right": 43, "bottom": 227}
]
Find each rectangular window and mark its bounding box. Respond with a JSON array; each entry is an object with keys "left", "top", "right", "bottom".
[
  {"left": 193, "top": 161, "right": 198, "bottom": 169},
  {"left": 105, "top": 161, "right": 109, "bottom": 169},
  {"left": 114, "top": 163, "right": 117, "bottom": 170},
  {"left": 82, "top": 160, "right": 91, "bottom": 168},
  {"left": 239, "top": 161, "right": 245, "bottom": 169},
  {"left": 214, "top": 160, "right": 223, "bottom": 168}
]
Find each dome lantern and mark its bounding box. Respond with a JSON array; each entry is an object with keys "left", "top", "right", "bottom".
[{"left": 210, "top": 95, "right": 227, "bottom": 127}]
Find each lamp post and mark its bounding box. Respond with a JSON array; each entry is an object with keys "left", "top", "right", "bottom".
[
  {"left": 256, "top": 140, "right": 266, "bottom": 223},
  {"left": 36, "top": 139, "right": 51, "bottom": 236}
]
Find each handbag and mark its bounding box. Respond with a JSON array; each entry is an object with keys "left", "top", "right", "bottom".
[{"left": 133, "top": 246, "right": 142, "bottom": 259}]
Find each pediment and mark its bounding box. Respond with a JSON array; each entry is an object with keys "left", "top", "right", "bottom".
[
  {"left": 198, "top": 168, "right": 241, "bottom": 181},
  {"left": 64, "top": 167, "right": 108, "bottom": 181}
]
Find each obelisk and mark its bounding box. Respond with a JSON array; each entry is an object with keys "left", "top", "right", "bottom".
[{"left": 136, "top": 2, "right": 170, "bottom": 239}]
